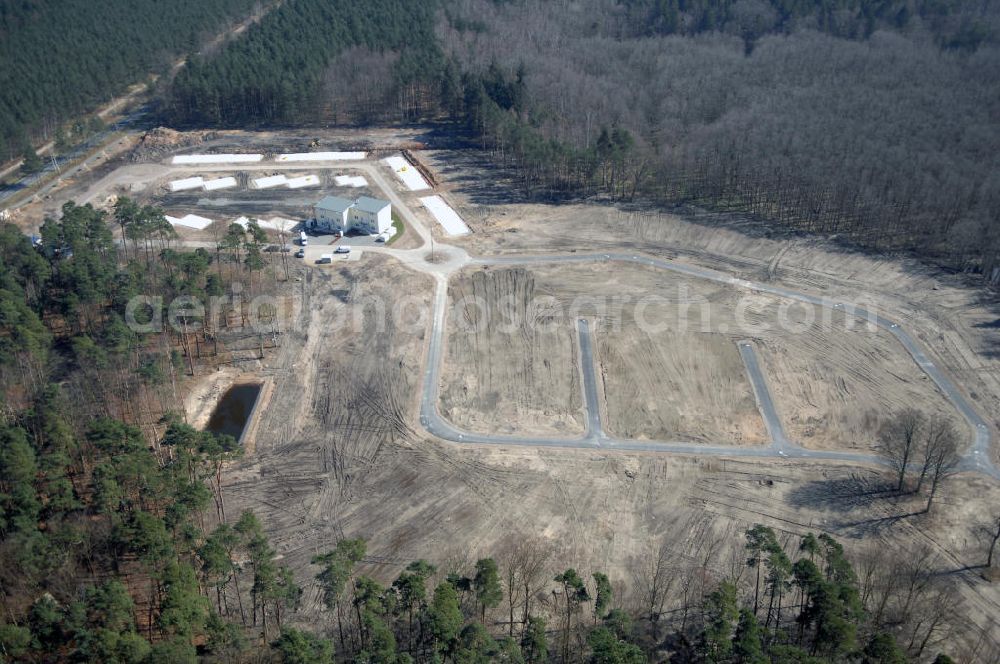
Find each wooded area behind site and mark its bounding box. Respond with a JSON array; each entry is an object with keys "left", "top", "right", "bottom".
[
  {"left": 0, "top": 0, "right": 261, "bottom": 161},
  {"left": 163, "top": 0, "right": 1000, "bottom": 284}
]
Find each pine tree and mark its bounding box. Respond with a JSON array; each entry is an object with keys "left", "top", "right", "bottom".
[
  {"left": 427, "top": 580, "right": 464, "bottom": 655},
  {"left": 701, "top": 581, "right": 739, "bottom": 663},
  {"left": 20, "top": 146, "right": 43, "bottom": 175},
  {"left": 521, "top": 616, "right": 548, "bottom": 664},
  {"left": 732, "top": 609, "right": 767, "bottom": 664},
  {"left": 473, "top": 558, "right": 503, "bottom": 623}
]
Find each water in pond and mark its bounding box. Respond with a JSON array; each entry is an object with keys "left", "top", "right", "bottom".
[{"left": 205, "top": 383, "right": 261, "bottom": 441}]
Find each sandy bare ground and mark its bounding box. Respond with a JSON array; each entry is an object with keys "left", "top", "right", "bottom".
[
  {"left": 597, "top": 322, "right": 768, "bottom": 445},
  {"left": 184, "top": 366, "right": 243, "bottom": 429},
  {"left": 440, "top": 267, "right": 584, "bottom": 437},
  {"left": 756, "top": 309, "right": 964, "bottom": 451},
  {"left": 423, "top": 147, "right": 1000, "bottom": 461},
  {"left": 435, "top": 258, "right": 958, "bottom": 452},
  {"left": 212, "top": 251, "right": 1000, "bottom": 658}
]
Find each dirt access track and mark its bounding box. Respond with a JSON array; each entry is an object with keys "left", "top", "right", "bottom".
[{"left": 36, "top": 131, "right": 1000, "bottom": 656}]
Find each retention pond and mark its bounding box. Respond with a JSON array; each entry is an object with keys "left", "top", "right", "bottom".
[{"left": 205, "top": 383, "right": 262, "bottom": 442}]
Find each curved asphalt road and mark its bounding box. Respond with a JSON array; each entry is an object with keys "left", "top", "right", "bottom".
[
  {"left": 419, "top": 253, "right": 999, "bottom": 480},
  {"left": 149, "top": 156, "right": 998, "bottom": 480}
]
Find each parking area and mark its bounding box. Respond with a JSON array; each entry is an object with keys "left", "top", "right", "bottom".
[
  {"left": 291, "top": 244, "right": 363, "bottom": 264},
  {"left": 301, "top": 230, "right": 387, "bottom": 248}
]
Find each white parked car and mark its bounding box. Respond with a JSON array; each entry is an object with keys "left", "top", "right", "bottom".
[{"left": 335, "top": 245, "right": 351, "bottom": 254}]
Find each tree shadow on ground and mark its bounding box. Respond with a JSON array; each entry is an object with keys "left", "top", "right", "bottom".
[
  {"left": 785, "top": 475, "right": 926, "bottom": 538},
  {"left": 427, "top": 146, "right": 592, "bottom": 208},
  {"left": 832, "top": 511, "right": 927, "bottom": 539},
  {"left": 969, "top": 313, "right": 1000, "bottom": 358},
  {"left": 786, "top": 474, "right": 897, "bottom": 513}
]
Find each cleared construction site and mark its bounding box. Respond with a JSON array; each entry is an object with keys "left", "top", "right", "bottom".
[{"left": 13, "top": 127, "right": 1000, "bottom": 656}]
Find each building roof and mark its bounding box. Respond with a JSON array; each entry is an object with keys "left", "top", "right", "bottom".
[
  {"left": 315, "top": 195, "right": 355, "bottom": 213},
  {"left": 354, "top": 196, "right": 390, "bottom": 214}
]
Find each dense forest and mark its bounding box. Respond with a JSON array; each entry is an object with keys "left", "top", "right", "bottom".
[
  {"left": 617, "top": 0, "right": 991, "bottom": 46},
  {"left": 166, "top": 0, "right": 444, "bottom": 127},
  {"left": 165, "top": 0, "right": 1000, "bottom": 284},
  {"left": 437, "top": 0, "right": 1000, "bottom": 277},
  {"left": 0, "top": 0, "right": 261, "bottom": 162},
  {"left": 0, "top": 201, "right": 297, "bottom": 661}
]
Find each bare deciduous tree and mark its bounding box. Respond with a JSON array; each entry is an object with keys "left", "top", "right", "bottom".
[
  {"left": 897, "top": 544, "right": 937, "bottom": 623},
  {"left": 498, "top": 535, "right": 552, "bottom": 639},
  {"left": 916, "top": 420, "right": 959, "bottom": 494},
  {"left": 855, "top": 542, "right": 902, "bottom": 628},
  {"left": 878, "top": 409, "right": 925, "bottom": 491},
  {"left": 632, "top": 539, "right": 676, "bottom": 644},
  {"left": 985, "top": 516, "right": 1000, "bottom": 568},
  {"left": 905, "top": 581, "right": 960, "bottom": 660},
  {"left": 923, "top": 423, "right": 961, "bottom": 512}
]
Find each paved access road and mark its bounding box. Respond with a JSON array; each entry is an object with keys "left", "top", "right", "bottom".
[
  {"left": 417, "top": 252, "right": 999, "bottom": 481},
  {"left": 576, "top": 319, "right": 604, "bottom": 440},
  {"left": 151, "top": 155, "right": 999, "bottom": 481},
  {"left": 738, "top": 341, "right": 791, "bottom": 451}
]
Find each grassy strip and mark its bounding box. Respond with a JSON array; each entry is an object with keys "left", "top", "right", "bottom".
[{"left": 387, "top": 213, "right": 405, "bottom": 246}]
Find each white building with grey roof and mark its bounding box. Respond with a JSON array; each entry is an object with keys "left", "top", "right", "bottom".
[{"left": 312, "top": 195, "right": 392, "bottom": 235}]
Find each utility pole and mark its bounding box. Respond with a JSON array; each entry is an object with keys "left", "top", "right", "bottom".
[{"left": 278, "top": 227, "right": 289, "bottom": 281}]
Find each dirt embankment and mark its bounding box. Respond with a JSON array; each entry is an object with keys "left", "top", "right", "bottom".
[{"left": 129, "top": 127, "right": 215, "bottom": 163}]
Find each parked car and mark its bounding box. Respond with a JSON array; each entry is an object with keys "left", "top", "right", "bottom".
[
  {"left": 335, "top": 245, "right": 351, "bottom": 254},
  {"left": 375, "top": 234, "right": 387, "bottom": 243},
  {"left": 295, "top": 249, "right": 305, "bottom": 258}
]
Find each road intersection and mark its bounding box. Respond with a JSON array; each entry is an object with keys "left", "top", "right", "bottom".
[{"left": 144, "top": 155, "right": 1000, "bottom": 481}]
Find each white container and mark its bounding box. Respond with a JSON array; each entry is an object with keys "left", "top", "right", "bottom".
[
  {"left": 169, "top": 177, "right": 204, "bottom": 192},
  {"left": 286, "top": 175, "right": 320, "bottom": 189},
  {"left": 253, "top": 175, "right": 288, "bottom": 189},
  {"left": 203, "top": 177, "right": 237, "bottom": 191}
]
